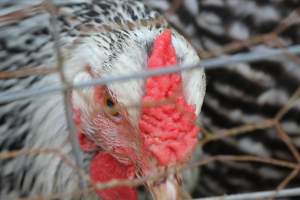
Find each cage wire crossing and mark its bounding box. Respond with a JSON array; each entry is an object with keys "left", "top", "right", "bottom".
[{"left": 1, "top": 0, "right": 300, "bottom": 200}]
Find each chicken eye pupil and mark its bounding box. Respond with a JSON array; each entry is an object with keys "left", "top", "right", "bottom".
[
  {"left": 106, "top": 98, "right": 114, "bottom": 107},
  {"left": 104, "top": 97, "right": 120, "bottom": 117}
]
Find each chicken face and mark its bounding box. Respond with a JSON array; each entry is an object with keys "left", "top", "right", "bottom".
[
  {"left": 69, "top": 27, "right": 205, "bottom": 200},
  {"left": 72, "top": 84, "right": 140, "bottom": 164}
]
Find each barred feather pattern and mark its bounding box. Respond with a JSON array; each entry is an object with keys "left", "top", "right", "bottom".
[{"left": 149, "top": 0, "right": 300, "bottom": 198}]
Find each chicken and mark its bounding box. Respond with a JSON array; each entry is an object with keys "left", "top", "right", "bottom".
[{"left": 0, "top": 0, "right": 205, "bottom": 199}]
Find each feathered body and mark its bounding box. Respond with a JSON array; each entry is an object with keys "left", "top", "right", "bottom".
[{"left": 0, "top": 0, "right": 205, "bottom": 199}]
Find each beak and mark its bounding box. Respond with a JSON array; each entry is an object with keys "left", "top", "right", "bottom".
[{"left": 149, "top": 174, "right": 189, "bottom": 200}]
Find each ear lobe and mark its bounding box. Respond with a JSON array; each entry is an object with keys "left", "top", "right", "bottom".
[{"left": 78, "top": 132, "right": 98, "bottom": 152}]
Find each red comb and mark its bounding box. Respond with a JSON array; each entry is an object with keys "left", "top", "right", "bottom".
[
  {"left": 140, "top": 29, "right": 199, "bottom": 166},
  {"left": 147, "top": 29, "right": 177, "bottom": 69}
]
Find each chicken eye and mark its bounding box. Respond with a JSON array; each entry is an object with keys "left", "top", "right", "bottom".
[
  {"left": 104, "top": 97, "right": 120, "bottom": 117},
  {"left": 106, "top": 98, "right": 115, "bottom": 108}
]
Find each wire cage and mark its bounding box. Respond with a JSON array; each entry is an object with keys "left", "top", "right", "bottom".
[{"left": 1, "top": 0, "right": 300, "bottom": 199}]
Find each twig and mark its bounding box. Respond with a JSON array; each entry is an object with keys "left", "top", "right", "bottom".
[
  {"left": 277, "top": 167, "right": 300, "bottom": 191},
  {"left": 275, "top": 87, "right": 300, "bottom": 121},
  {"left": 199, "top": 34, "right": 274, "bottom": 59},
  {"left": 199, "top": 119, "right": 274, "bottom": 146},
  {"left": 191, "top": 155, "right": 297, "bottom": 170},
  {"left": 0, "top": 2, "right": 45, "bottom": 25},
  {"left": 274, "top": 123, "right": 300, "bottom": 163},
  {"left": 0, "top": 67, "right": 56, "bottom": 79}
]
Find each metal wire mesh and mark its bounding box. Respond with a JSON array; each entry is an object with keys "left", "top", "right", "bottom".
[{"left": 1, "top": 0, "right": 300, "bottom": 200}]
